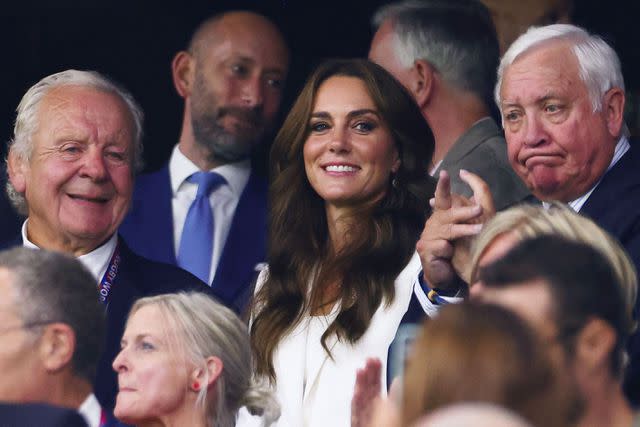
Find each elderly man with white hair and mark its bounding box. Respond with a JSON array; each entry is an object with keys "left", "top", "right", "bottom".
[
  {"left": 3, "top": 69, "right": 208, "bottom": 412},
  {"left": 416, "top": 23, "right": 640, "bottom": 403}
]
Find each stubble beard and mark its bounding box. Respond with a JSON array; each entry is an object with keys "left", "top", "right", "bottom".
[{"left": 190, "top": 74, "right": 265, "bottom": 164}]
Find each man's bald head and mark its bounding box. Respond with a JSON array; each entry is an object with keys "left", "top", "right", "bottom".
[
  {"left": 188, "top": 11, "right": 289, "bottom": 64},
  {"left": 172, "top": 10, "right": 290, "bottom": 168}
]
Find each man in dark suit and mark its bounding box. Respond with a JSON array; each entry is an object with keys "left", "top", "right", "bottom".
[
  {"left": 369, "top": 0, "right": 530, "bottom": 211},
  {"left": 3, "top": 69, "right": 207, "bottom": 412},
  {"left": 418, "top": 24, "right": 640, "bottom": 403},
  {"left": 0, "top": 402, "right": 88, "bottom": 427},
  {"left": 0, "top": 247, "right": 122, "bottom": 427},
  {"left": 120, "top": 11, "right": 290, "bottom": 313}
]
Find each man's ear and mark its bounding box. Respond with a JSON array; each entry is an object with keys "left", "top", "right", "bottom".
[
  {"left": 410, "top": 59, "right": 436, "bottom": 109},
  {"left": 574, "top": 317, "right": 616, "bottom": 374},
  {"left": 603, "top": 87, "right": 625, "bottom": 137},
  {"left": 7, "top": 149, "right": 28, "bottom": 194},
  {"left": 172, "top": 51, "right": 196, "bottom": 99},
  {"left": 38, "top": 323, "right": 76, "bottom": 373}
]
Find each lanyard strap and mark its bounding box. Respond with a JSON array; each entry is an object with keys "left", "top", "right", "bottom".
[{"left": 98, "top": 242, "right": 121, "bottom": 306}]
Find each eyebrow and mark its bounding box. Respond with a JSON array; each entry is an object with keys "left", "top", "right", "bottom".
[
  {"left": 232, "top": 55, "right": 287, "bottom": 75},
  {"left": 310, "top": 109, "right": 380, "bottom": 120},
  {"left": 502, "top": 93, "right": 562, "bottom": 109}
]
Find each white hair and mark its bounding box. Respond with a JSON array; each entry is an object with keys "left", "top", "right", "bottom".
[
  {"left": 130, "top": 292, "right": 279, "bottom": 427},
  {"left": 5, "top": 69, "right": 144, "bottom": 214},
  {"left": 495, "top": 24, "right": 625, "bottom": 114}
]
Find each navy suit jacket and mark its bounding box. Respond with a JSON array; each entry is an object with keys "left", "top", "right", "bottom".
[
  {"left": 579, "top": 142, "right": 640, "bottom": 404},
  {"left": 120, "top": 164, "right": 267, "bottom": 313},
  {"left": 0, "top": 402, "right": 88, "bottom": 427}
]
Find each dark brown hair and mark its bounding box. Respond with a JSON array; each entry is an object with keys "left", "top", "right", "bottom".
[{"left": 250, "top": 59, "right": 435, "bottom": 381}]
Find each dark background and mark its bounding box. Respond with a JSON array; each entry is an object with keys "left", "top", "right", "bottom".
[{"left": 1, "top": 0, "right": 639, "bottom": 172}]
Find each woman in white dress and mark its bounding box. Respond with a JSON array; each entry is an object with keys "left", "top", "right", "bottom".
[{"left": 247, "top": 58, "right": 436, "bottom": 427}]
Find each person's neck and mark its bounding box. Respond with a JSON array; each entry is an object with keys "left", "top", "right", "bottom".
[
  {"left": 26, "top": 221, "right": 101, "bottom": 256},
  {"left": 46, "top": 375, "right": 93, "bottom": 410},
  {"left": 177, "top": 112, "right": 225, "bottom": 171},
  {"left": 138, "top": 407, "right": 207, "bottom": 427},
  {"left": 424, "top": 90, "right": 489, "bottom": 166},
  {"left": 577, "top": 380, "right": 633, "bottom": 427}
]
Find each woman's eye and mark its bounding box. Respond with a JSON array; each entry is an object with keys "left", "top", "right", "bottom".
[
  {"left": 140, "top": 341, "right": 155, "bottom": 351},
  {"left": 310, "top": 122, "right": 329, "bottom": 132},
  {"left": 354, "top": 121, "right": 375, "bottom": 132}
]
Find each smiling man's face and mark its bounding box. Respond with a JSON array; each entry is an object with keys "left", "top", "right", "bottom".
[{"left": 9, "top": 85, "right": 135, "bottom": 255}]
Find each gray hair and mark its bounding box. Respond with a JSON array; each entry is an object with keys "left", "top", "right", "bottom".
[
  {"left": 0, "top": 247, "right": 105, "bottom": 383},
  {"left": 130, "top": 292, "right": 279, "bottom": 427},
  {"left": 372, "top": 0, "right": 499, "bottom": 104},
  {"left": 495, "top": 24, "right": 625, "bottom": 114},
  {"left": 470, "top": 202, "right": 638, "bottom": 337},
  {"left": 5, "top": 69, "right": 144, "bottom": 215}
]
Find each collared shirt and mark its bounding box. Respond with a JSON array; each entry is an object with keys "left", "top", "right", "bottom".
[
  {"left": 169, "top": 145, "right": 250, "bottom": 284},
  {"left": 21, "top": 221, "right": 118, "bottom": 283},
  {"left": 78, "top": 393, "right": 101, "bottom": 427},
  {"left": 543, "top": 135, "right": 630, "bottom": 212}
]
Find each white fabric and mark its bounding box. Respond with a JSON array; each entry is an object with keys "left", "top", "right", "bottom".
[
  {"left": 22, "top": 221, "right": 117, "bottom": 283},
  {"left": 78, "top": 393, "right": 101, "bottom": 427},
  {"left": 411, "top": 278, "right": 464, "bottom": 318},
  {"left": 543, "top": 135, "right": 630, "bottom": 212},
  {"left": 237, "top": 253, "right": 423, "bottom": 427},
  {"left": 169, "top": 145, "right": 250, "bottom": 283}
]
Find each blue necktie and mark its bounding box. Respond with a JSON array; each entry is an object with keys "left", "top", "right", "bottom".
[{"left": 177, "top": 171, "right": 226, "bottom": 283}]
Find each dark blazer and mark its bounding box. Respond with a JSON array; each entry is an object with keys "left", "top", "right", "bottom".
[
  {"left": 0, "top": 402, "right": 88, "bottom": 427},
  {"left": 120, "top": 164, "right": 267, "bottom": 313},
  {"left": 94, "top": 238, "right": 209, "bottom": 411},
  {"left": 434, "top": 117, "right": 531, "bottom": 211},
  {"left": 579, "top": 142, "right": 640, "bottom": 405}
]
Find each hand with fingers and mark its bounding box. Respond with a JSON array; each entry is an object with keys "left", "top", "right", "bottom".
[
  {"left": 451, "top": 170, "right": 497, "bottom": 282},
  {"left": 351, "top": 358, "right": 382, "bottom": 427},
  {"left": 417, "top": 170, "right": 495, "bottom": 290}
]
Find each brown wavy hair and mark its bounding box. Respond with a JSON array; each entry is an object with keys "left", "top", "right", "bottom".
[{"left": 250, "top": 58, "right": 435, "bottom": 381}]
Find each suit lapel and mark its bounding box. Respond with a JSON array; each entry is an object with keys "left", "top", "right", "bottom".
[
  {"left": 121, "top": 166, "right": 176, "bottom": 265},
  {"left": 435, "top": 118, "right": 500, "bottom": 175}
]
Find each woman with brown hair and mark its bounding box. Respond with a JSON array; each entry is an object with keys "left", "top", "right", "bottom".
[{"left": 243, "top": 58, "right": 435, "bottom": 426}]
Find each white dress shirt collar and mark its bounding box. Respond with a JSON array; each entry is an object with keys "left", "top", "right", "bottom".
[
  {"left": 169, "top": 144, "right": 251, "bottom": 197},
  {"left": 78, "top": 393, "right": 102, "bottom": 427},
  {"left": 543, "top": 135, "right": 630, "bottom": 212},
  {"left": 21, "top": 220, "right": 118, "bottom": 283}
]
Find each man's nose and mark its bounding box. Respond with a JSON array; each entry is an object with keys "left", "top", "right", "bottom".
[
  {"left": 523, "top": 115, "right": 548, "bottom": 147},
  {"left": 241, "top": 76, "right": 264, "bottom": 108},
  {"left": 81, "top": 149, "right": 108, "bottom": 180}
]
